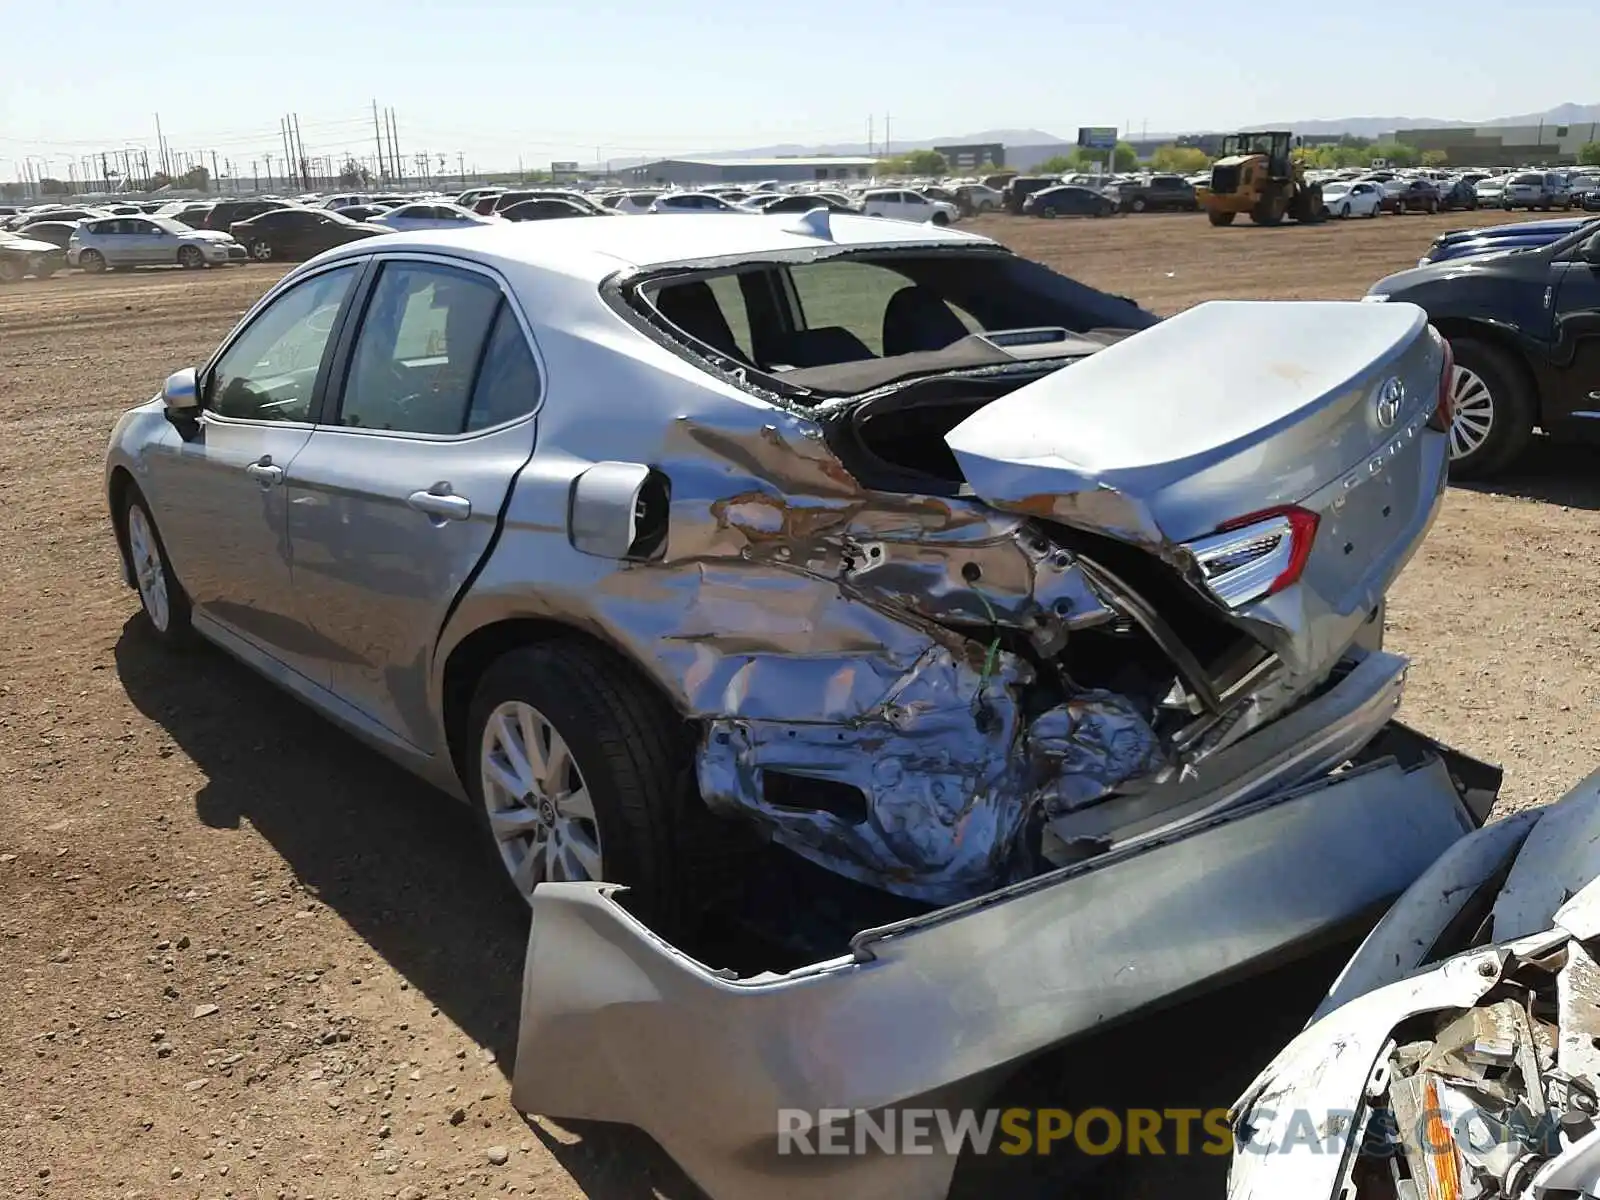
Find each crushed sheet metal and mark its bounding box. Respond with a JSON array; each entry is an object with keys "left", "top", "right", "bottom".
[
  {"left": 697, "top": 647, "right": 1165, "bottom": 903},
  {"left": 1492, "top": 766, "right": 1600, "bottom": 942}
]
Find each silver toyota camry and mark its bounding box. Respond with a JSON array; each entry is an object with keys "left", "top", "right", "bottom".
[{"left": 106, "top": 209, "right": 1498, "bottom": 1200}]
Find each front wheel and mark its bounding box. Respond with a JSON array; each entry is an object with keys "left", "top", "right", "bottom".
[
  {"left": 466, "top": 641, "right": 697, "bottom": 926},
  {"left": 1131, "top": 197, "right": 1146, "bottom": 213},
  {"left": 1207, "top": 210, "right": 1235, "bottom": 226},
  {"left": 122, "top": 490, "right": 193, "bottom": 642},
  {"left": 177, "top": 245, "right": 204, "bottom": 270},
  {"left": 1339, "top": 203, "right": 1350, "bottom": 218},
  {"left": 1445, "top": 337, "right": 1535, "bottom": 479}
]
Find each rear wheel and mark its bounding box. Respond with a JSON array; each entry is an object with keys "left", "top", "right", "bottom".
[
  {"left": 33, "top": 257, "right": 58, "bottom": 279},
  {"left": 79, "top": 249, "right": 106, "bottom": 273},
  {"left": 1207, "top": 210, "right": 1236, "bottom": 226},
  {"left": 1251, "top": 197, "right": 1285, "bottom": 225},
  {"left": 249, "top": 240, "right": 274, "bottom": 262},
  {"left": 1445, "top": 337, "right": 1536, "bottom": 479},
  {"left": 466, "top": 641, "right": 703, "bottom": 928},
  {"left": 177, "top": 245, "right": 204, "bottom": 269}
]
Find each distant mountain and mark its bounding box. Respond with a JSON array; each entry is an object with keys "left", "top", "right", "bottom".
[{"left": 611, "top": 106, "right": 1600, "bottom": 169}]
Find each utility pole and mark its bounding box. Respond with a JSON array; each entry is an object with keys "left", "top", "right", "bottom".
[
  {"left": 372, "top": 99, "right": 387, "bottom": 182},
  {"left": 155, "top": 113, "right": 168, "bottom": 177},
  {"left": 100, "top": 152, "right": 110, "bottom": 193},
  {"left": 387, "top": 109, "right": 401, "bottom": 183},
  {"left": 280, "top": 118, "right": 293, "bottom": 190},
  {"left": 885, "top": 113, "right": 891, "bottom": 157},
  {"left": 458, "top": 150, "right": 466, "bottom": 187},
  {"left": 293, "top": 113, "right": 307, "bottom": 189},
  {"left": 868, "top": 115, "right": 874, "bottom": 157},
  {"left": 211, "top": 150, "right": 220, "bottom": 192}
]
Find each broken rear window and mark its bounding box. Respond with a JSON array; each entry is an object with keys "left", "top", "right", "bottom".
[{"left": 636, "top": 249, "right": 1159, "bottom": 398}]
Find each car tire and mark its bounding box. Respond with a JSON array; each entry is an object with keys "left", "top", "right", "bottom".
[
  {"left": 121, "top": 487, "right": 194, "bottom": 644},
  {"left": 1131, "top": 197, "right": 1146, "bottom": 213},
  {"left": 930, "top": 211, "right": 949, "bottom": 226},
  {"left": 1041, "top": 205, "right": 1058, "bottom": 219},
  {"left": 465, "top": 640, "right": 699, "bottom": 927},
  {"left": 249, "top": 241, "right": 274, "bottom": 262},
  {"left": 78, "top": 249, "right": 106, "bottom": 274},
  {"left": 33, "top": 258, "right": 58, "bottom": 279},
  {"left": 177, "top": 245, "right": 204, "bottom": 270},
  {"left": 1445, "top": 337, "right": 1536, "bottom": 480},
  {"left": 0, "top": 257, "right": 23, "bottom": 284}
]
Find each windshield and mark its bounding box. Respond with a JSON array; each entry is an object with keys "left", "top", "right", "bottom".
[
  {"left": 152, "top": 217, "right": 192, "bottom": 234},
  {"left": 638, "top": 248, "right": 1159, "bottom": 398}
]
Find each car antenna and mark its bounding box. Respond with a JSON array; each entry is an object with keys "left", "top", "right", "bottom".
[{"left": 780, "top": 207, "right": 833, "bottom": 240}]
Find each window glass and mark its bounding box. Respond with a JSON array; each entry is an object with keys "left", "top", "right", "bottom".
[
  {"left": 704, "top": 275, "right": 755, "bottom": 357},
  {"left": 208, "top": 265, "right": 357, "bottom": 422},
  {"left": 789, "top": 260, "right": 979, "bottom": 356},
  {"left": 337, "top": 262, "right": 501, "bottom": 434},
  {"left": 465, "top": 305, "right": 542, "bottom": 431}
]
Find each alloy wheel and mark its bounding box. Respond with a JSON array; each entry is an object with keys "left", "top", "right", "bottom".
[
  {"left": 126, "top": 505, "right": 171, "bottom": 633},
  {"left": 250, "top": 241, "right": 273, "bottom": 262},
  {"left": 1449, "top": 365, "right": 1495, "bottom": 461},
  {"left": 479, "top": 699, "right": 603, "bottom": 900}
]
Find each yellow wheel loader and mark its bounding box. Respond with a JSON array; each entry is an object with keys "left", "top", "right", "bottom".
[{"left": 1197, "top": 131, "right": 1324, "bottom": 226}]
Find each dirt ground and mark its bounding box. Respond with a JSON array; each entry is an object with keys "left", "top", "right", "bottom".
[{"left": 3, "top": 208, "right": 1599, "bottom": 1200}]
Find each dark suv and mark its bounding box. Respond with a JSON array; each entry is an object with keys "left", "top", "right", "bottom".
[
  {"left": 202, "top": 199, "right": 297, "bottom": 232},
  {"left": 1107, "top": 175, "right": 1199, "bottom": 213},
  {"left": 1002, "top": 175, "right": 1061, "bottom": 214}
]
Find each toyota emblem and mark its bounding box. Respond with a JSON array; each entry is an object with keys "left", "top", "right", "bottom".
[{"left": 1375, "top": 378, "right": 1404, "bottom": 428}]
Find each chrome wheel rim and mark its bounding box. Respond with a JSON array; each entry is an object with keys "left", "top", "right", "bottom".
[
  {"left": 479, "top": 700, "right": 602, "bottom": 900},
  {"left": 1449, "top": 365, "right": 1495, "bottom": 460},
  {"left": 251, "top": 242, "right": 273, "bottom": 261},
  {"left": 127, "top": 506, "right": 170, "bottom": 632}
]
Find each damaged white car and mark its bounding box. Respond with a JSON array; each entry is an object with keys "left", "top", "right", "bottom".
[
  {"left": 106, "top": 210, "right": 1497, "bottom": 1200},
  {"left": 1229, "top": 769, "right": 1600, "bottom": 1200}
]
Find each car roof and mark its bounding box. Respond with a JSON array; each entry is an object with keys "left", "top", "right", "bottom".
[{"left": 312, "top": 212, "right": 995, "bottom": 283}]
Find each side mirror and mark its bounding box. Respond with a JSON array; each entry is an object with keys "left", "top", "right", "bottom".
[{"left": 162, "top": 367, "right": 201, "bottom": 418}]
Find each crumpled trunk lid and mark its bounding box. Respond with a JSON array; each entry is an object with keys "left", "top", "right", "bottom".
[{"left": 944, "top": 299, "right": 1436, "bottom": 547}]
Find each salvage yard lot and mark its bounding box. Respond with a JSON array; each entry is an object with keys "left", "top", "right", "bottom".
[{"left": 3, "top": 208, "right": 1599, "bottom": 1199}]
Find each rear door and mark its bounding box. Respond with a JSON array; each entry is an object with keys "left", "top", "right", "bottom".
[
  {"left": 1545, "top": 233, "right": 1600, "bottom": 424},
  {"left": 282, "top": 255, "right": 543, "bottom": 751}
]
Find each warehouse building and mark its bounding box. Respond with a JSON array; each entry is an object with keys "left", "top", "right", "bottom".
[
  {"left": 621, "top": 156, "right": 879, "bottom": 187},
  {"left": 1393, "top": 122, "right": 1600, "bottom": 166}
]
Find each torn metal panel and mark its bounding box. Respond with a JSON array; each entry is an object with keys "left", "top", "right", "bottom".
[
  {"left": 517, "top": 751, "right": 1479, "bottom": 1200},
  {"left": 1559, "top": 940, "right": 1600, "bottom": 1084},
  {"left": 697, "top": 645, "right": 1166, "bottom": 904}
]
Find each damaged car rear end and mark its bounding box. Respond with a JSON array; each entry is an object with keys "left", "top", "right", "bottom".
[
  {"left": 487, "top": 214, "right": 1497, "bottom": 1198},
  {"left": 1229, "top": 770, "right": 1600, "bottom": 1200}
]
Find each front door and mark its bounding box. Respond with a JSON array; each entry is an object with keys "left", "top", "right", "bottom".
[
  {"left": 1546, "top": 238, "right": 1600, "bottom": 425},
  {"left": 145, "top": 262, "right": 363, "bottom": 675},
  {"left": 284, "top": 257, "right": 542, "bottom": 751}
]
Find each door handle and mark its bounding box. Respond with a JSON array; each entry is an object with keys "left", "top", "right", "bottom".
[
  {"left": 407, "top": 487, "right": 471, "bottom": 521},
  {"left": 245, "top": 461, "right": 283, "bottom": 485}
]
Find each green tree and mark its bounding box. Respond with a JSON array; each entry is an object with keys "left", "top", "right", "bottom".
[
  {"left": 338, "top": 159, "right": 371, "bottom": 188},
  {"left": 1579, "top": 142, "right": 1600, "bottom": 167},
  {"left": 176, "top": 166, "right": 210, "bottom": 192},
  {"left": 1150, "top": 145, "right": 1210, "bottom": 173},
  {"left": 1368, "top": 141, "right": 1420, "bottom": 167},
  {"left": 1030, "top": 154, "right": 1076, "bottom": 174},
  {"left": 1421, "top": 149, "right": 1450, "bottom": 168},
  {"left": 877, "top": 149, "right": 949, "bottom": 176}
]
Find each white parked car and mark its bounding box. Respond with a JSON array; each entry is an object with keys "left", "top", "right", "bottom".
[
  {"left": 369, "top": 202, "right": 497, "bottom": 232},
  {"left": 1320, "top": 179, "right": 1384, "bottom": 219},
  {"left": 320, "top": 193, "right": 374, "bottom": 211},
  {"left": 68, "top": 216, "right": 245, "bottom": 272},
  {"left": 610, "top": 191, "right": 665, "bottom": 215},
  {"left": 860, "top": 188, "right": 959, "bottom": 225},
  {"left": 1475, "top": 174, "right": 1512, "bottom": 207},
  {"left": 648, "top": 192, "right": 751, "bottom": 215}
]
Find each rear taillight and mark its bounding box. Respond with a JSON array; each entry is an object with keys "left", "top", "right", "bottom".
[
  {"left": 1430, "top": 339, "right": 1455, "bottom": 433},
  {"left": 1184, "top": 506, "right": 1320, "bottom": 609}
]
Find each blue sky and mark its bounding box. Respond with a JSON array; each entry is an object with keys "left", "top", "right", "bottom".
[{"left": 1, "top": 0, "right": 1593, "bottom": 180}]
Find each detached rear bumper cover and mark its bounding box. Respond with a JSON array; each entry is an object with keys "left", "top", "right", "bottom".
[{"left": 512, "top": 731, "right": 1492, "bottom": 1200}]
